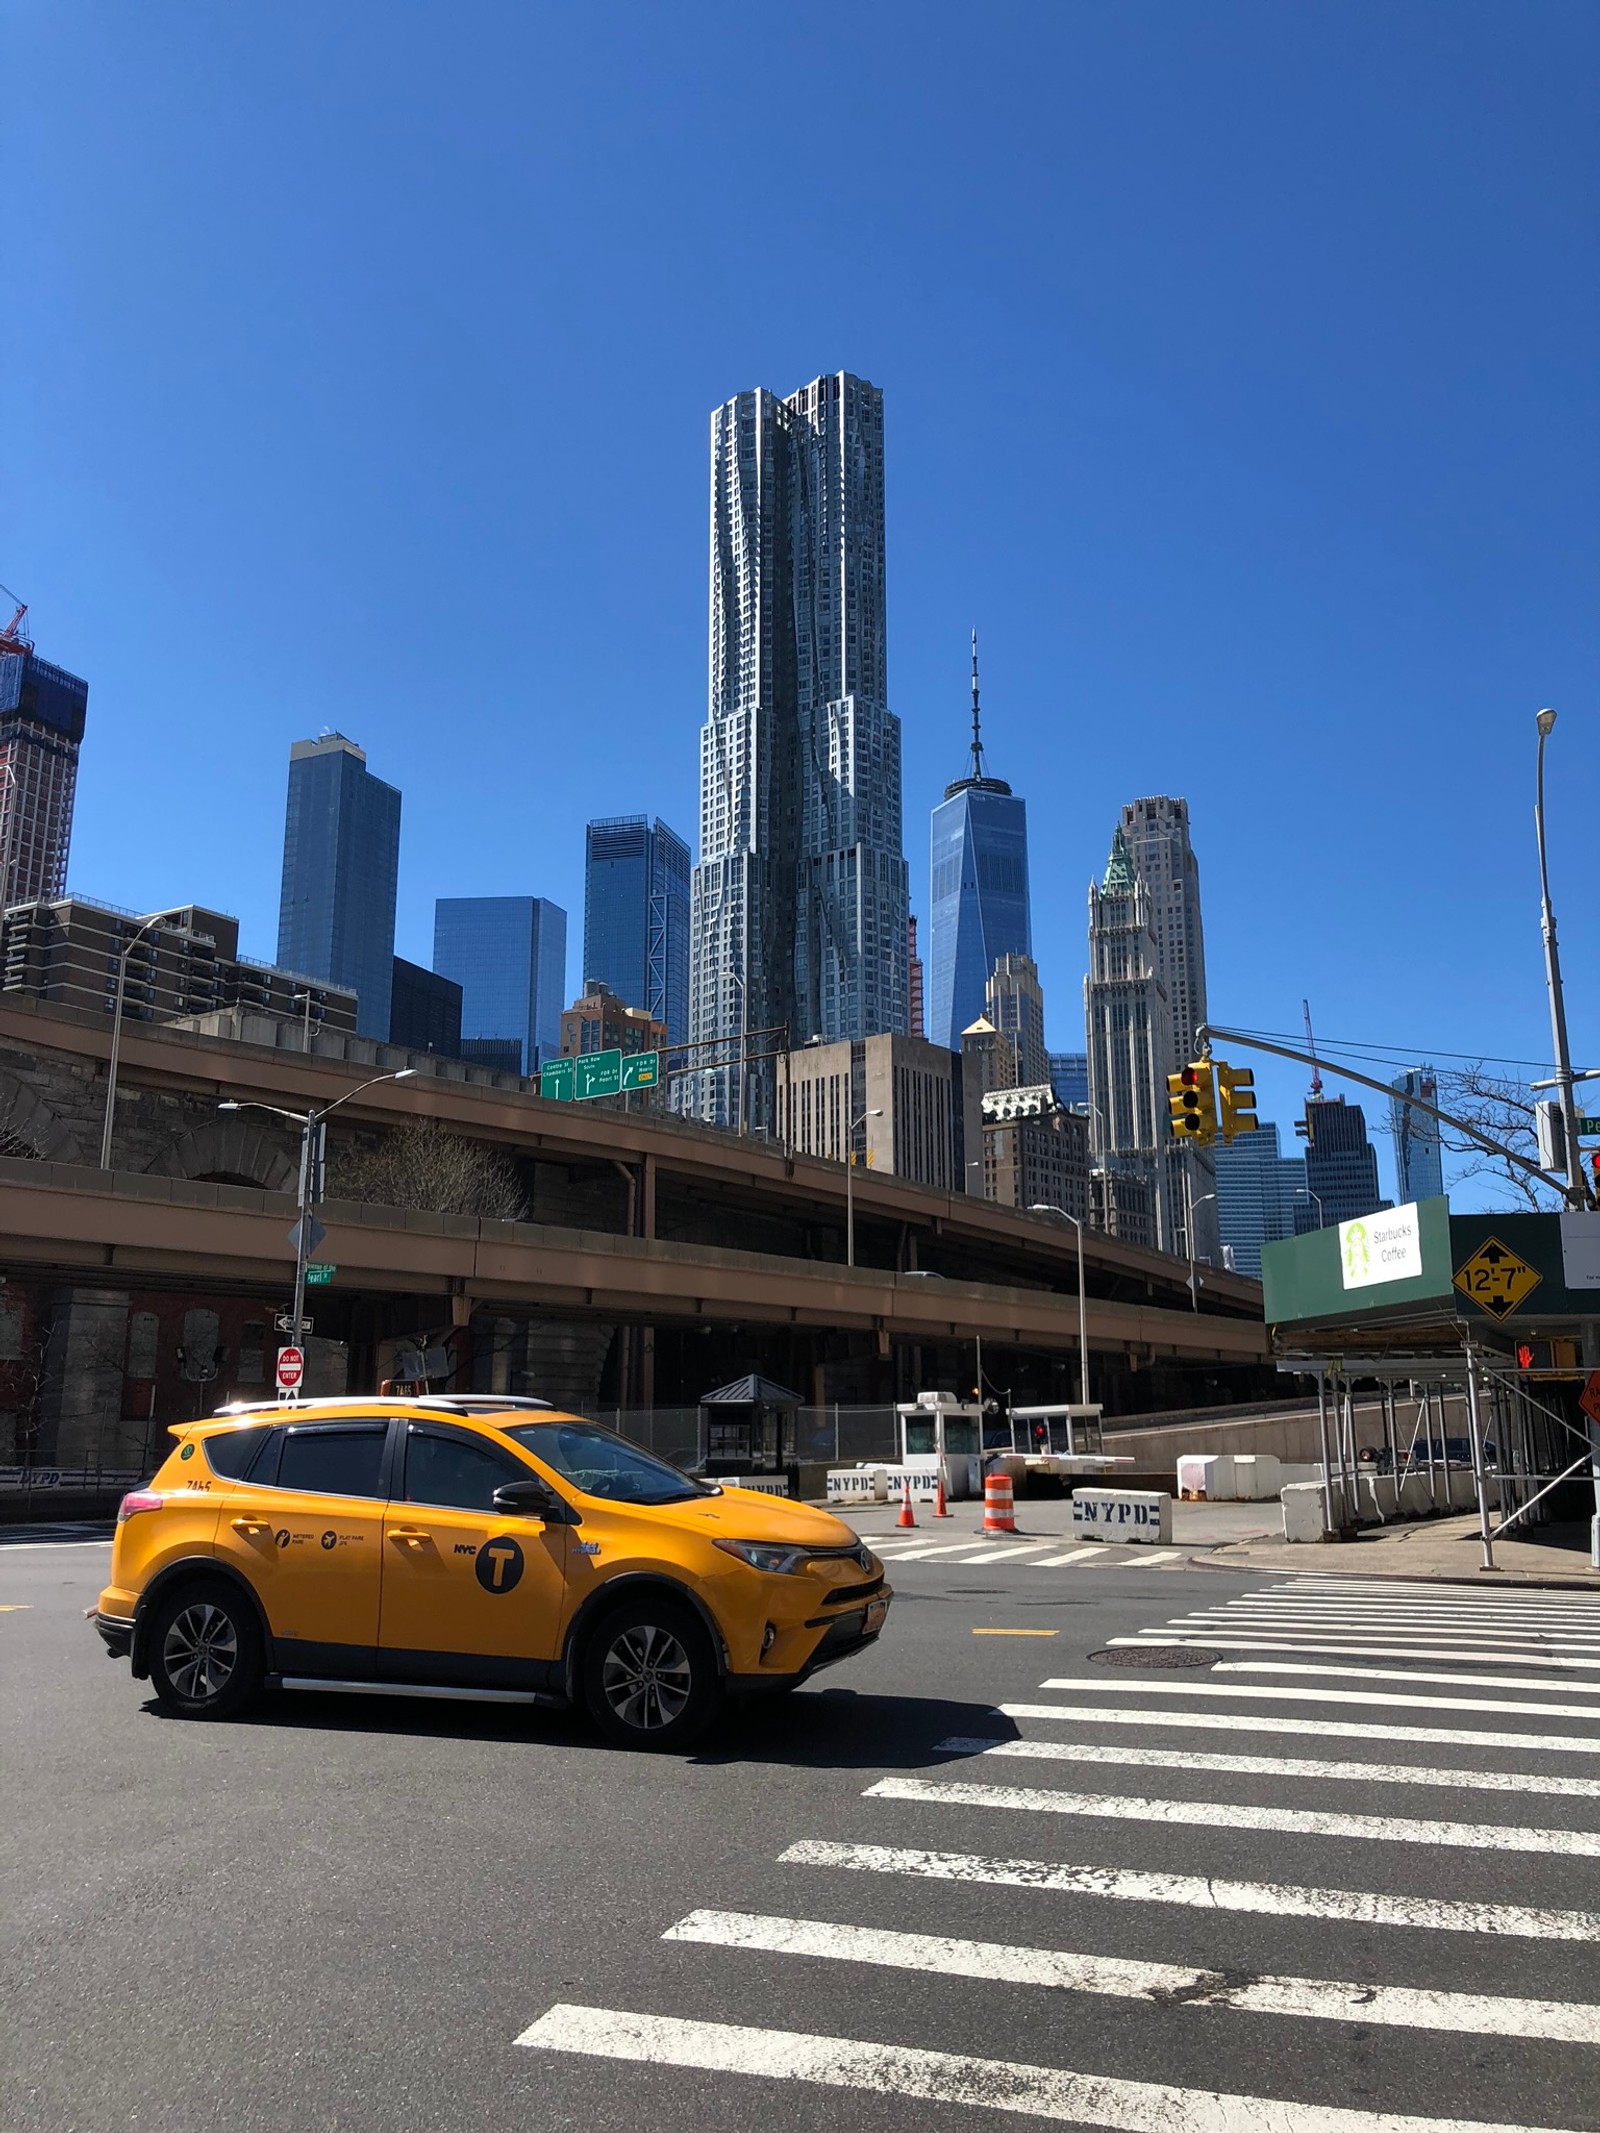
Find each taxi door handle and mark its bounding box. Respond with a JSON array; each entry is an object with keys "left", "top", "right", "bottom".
[
  {"left": 231, "top": 1517, "right": 272, "bottom": 1536},
  {"left": 388, "top": 1527, "right": 431, "bottom": 1546}
]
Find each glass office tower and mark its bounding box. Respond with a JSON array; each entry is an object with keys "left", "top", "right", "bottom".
[
  {"left": 0, "top": 623, "right": 88, "bottom": 909},
  {"left": 583, "top": 816, "right": 690, "bottom": 1044},
  {"left": 276, "top": 733, "right": 401, "bottom": 1040},
  {"left": 1390, "top": 1066, "right": 1445, "bottom": 1202},
  {"left": 927, "top": 638, "right": 1031, "bottom": 1053},
  {"left": 432, "top": 896, "right": 567, "bottom": 1075}
]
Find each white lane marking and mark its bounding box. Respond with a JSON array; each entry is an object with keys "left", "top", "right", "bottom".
[
  {"left": 1030, "top": 1546, "right": 1108, "bottom": 1566},
  {"left": 1219, "top": 1660, "right": 1600, "bottom": 1697},
  {"left": 1037, "top": 1675, "right": 1600, "bottom": 1722},
  {"left": 872, "top": 1540, "right": 993, "bottom": 1560},
  {"left": 1118, "top": 1635, "right": 1600, "bottom": 1672},
  {"left": 865, "top": 1775, "right": 1598, "bottom": 1856},
  {"left": 1164, "top": 1618, "right": 1600, "bottom": 1650},
  {"left": 0, "top": 1539, "right": 112, "bottom": 1551},
  {"left": 1221, "top": 1600, "right": 1600, "bottom": 1628},
  {"left": 949, "top": 1542, "right": 1061, "bottom": 1564},
  {"left": 780, "top": 1837, "right": 1600, "bottom": 1942},
  {"left": 1121, "top": 1548, "right": 1183, "bottom": 1566},
  {"left": 662, "top": 1907, "right": 1600, "bottom": 2046},
  {"left": 1258, "top": 1586, "right": 1600, "bottom": 1616},
  {"left": 935, "top": 1733, "right": 1600, "bottom": 1799},
  {"left": 1001, "top": 1699, "right": 1600, "bottom": 1758},
  {"left": 514, "top": 2001, "right": 1597, "bottom": 2130}
]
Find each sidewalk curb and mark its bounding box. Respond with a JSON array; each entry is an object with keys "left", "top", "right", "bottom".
[{"left": 1191, "top": 1547, "right": 1600, "bottom": 1595}]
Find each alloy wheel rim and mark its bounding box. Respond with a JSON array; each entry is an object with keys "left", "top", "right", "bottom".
[
  {"left": 601, "top": 1622, "right": 693, "bottom": 1730},
  {"left": 163, "top": 1602, "right": 238, "bottom": 1702}
]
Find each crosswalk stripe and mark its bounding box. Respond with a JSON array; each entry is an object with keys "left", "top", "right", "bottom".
[
  {"left": 515, "top": 2001, "right": 1596, "bottom": 2130},
  {"left": 933, "top": 1733, "right": 1600, "bottom": 1799},
  {"left": 1037, "top": 1675, "right": 1600, "bottom": 1722},
  {"left": 1219, "top": 1659, "right": 1600, "bottom": 1697},
  {"left": 778, "top": 1837, "right": 1600, "bottom": 1941},
  {"left": 1118, "top": 1635, "right": 1600, "bottom": 1671},
  {"left": 1001, "top": 1699, "right": 1600, "bottom": 1757},
  {"left": 661, "top": 1907, "right": 1600, "bottom": 2045},
  {"left": 873, "top": 1541, "right": 988, "bottom": 1560},
  {"left": 1120, "top": 1548, "right": 1181, "bottom": 1566},
  {"left": 1222, "top": 1600, "right": 1600, "bottom": 1627},
  {"left": 865, "top": 1775, "right": 1598, "bottom": 1856},
  {"left": 1030, "top": 1546, "right": 1107, "bottom": 1566},
  {"left": 1166, "top": 1617, "right": 1600, "bottom": 1650},
  {"left": 1256, "top": 1587, "right": 1600, "bottom": 1617},
  {"left": 949, "top": 1543, "right": 1060, "bottom": 1564}
]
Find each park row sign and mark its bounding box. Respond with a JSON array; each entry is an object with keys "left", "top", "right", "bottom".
[{"left": 539, "top": 1049, "right": 660, "bottom": 1104}]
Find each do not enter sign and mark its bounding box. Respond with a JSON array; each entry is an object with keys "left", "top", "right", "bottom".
[{"left": 276, "top": 1345, "right": 305, "bottom": 1392}]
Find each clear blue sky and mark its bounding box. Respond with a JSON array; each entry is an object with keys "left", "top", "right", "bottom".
[{"left": 8, "top": 1, "right": 1596, "bottom": 1204}]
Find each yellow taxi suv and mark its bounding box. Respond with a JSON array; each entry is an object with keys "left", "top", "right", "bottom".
[{"left": 90, "top": 1395, "right": 890, "bottom": 1749}]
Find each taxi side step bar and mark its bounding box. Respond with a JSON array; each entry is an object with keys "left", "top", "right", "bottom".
[{"left": 275, "top": 1675, "right": 565, "bottom": 1707}]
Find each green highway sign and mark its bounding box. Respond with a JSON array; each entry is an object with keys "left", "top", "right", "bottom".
[
  {"left": 540, "top": 1058, "right": 576, "bottom": 1103},
  {"left": 304, "top": 1264, "right": 336, "bottom": 1287},
  {"left": 575, "top": 1048, "right": 623, "bottom": 1101},
  {"left": 620, "top": 1050, "right": 660, "bottom": 1093}
]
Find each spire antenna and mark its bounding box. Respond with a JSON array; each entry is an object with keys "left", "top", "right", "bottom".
[{"left": 969, "top": 629, "right": 984, "bottom": 777}]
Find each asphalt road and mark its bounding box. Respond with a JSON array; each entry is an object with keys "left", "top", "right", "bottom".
[{"left": 4, "top": 1528, "right": 1600, "bottom": 2133}]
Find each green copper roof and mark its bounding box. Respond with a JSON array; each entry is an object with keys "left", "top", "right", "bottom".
[{"left": 1102, "top": 826, "right": 1135, "bottom": 891}]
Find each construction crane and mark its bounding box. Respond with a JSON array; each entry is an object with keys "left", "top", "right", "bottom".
[
  {"left": 1302, "top": 998, "right": 1323, "bottom": 1099},
  {"left": 0, "top": 584, "right": 31, "bottom": 650}
]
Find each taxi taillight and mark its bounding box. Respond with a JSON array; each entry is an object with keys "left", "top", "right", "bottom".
[{"left": 117, "top": 1491, "right": 163, "bottom": 1522}]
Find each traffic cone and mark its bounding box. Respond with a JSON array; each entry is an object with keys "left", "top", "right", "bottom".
[
  {"left": 933, "top": 1470, "right": 951, "bottom": 1517},
  {"left": 896, "top": 1475, "right": 917, "bottom": 1528},
  {"left": 983, "top": 1470, "right": 1017, "bottom": 1535}
]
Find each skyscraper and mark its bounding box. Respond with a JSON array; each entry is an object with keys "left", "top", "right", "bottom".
[
  {"left": 688, "top": 372, "right": 909, "bottom": 1130},
  {"left": 583, "top": 816, "right": 690, "bottom": 1044},
  {"left": 1295, "top": 1096, "right": 1384, "bottom": 1229},
  {"left": 1084, "top": 829, "right": 1176, "bottom": 1250},
  {"left": 276, "top": 733, "right": 401, "bottom": 1040},
  {"left": 433, "top": 897, "right": 567, "bottom": 1076},
  {"left": 1215, "top": 1121, "right": 1307, "bottom": 1279},
  {"left": 986, "top": 951, "right": 1049, "bottom": 1091},
  {"left": 1390, "top": 1066, "right": 1445, "bottom": 1202},
  {"left": 927, "top": 637, "right": 1031, "bottom": 1051},
  {"left": 1048, "top": 1051, "right": 1090, "bottom": 1112},
  {"left": 1116, "top": 795, "right": 1218, "bottom": 1263},
  {"left": 0, "top": 608, "right": 87, "bottom": 909}
]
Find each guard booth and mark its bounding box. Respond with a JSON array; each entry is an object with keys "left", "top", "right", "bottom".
[
  {"left": 697, "top": 1374, "right": 804, "bottom": 1495},
  {"left": 893, "top": 1393, "right": 985, "bottom": 1501},
  {"left": 988, "top": 1404, "right": 1131, "bottom": 1496}
]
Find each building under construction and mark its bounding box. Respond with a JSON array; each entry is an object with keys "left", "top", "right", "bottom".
[{"left": 0, "top": 600, "right": 87, "bottom": 911}]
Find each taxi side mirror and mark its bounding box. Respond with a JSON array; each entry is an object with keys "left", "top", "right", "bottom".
[{"left": 492, "top": 1478, "right": 580, "bottom": 1526}]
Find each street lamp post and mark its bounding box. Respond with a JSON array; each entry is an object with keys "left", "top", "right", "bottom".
[
  {"left": 1534, "top": 710, "right": 1588, "bottom": 1210},
  {"left": 99, "top": 913, "right": 169, "bottom": 1168},
  {"left": 1184, "top": 1177, "right": 1217, "bottom": 1312},
  {"left": 844, "top": 1107, "right": 883, "bottom": 1268},
  {"left": 1028, "top": 1204, "right": 1091, "bottom": 1407},
  {"left": 1295, "top": 1186, "right": 1325, "bottom": 1229},
  {"left": 220, "top": 1067, "right": 416, "bottom": 1388}
]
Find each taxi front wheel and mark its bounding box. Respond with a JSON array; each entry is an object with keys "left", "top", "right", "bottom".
[
  {"left": 581, "top": 1596, "right": 720, "bottom": 1750},
  {"left": 147, "top": 1581, "right": 264, "bottom": 1721}
]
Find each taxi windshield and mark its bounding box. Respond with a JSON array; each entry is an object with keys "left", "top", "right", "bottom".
[{"left": 506, "top": 1419, "right": 710, "bottom": 1506}]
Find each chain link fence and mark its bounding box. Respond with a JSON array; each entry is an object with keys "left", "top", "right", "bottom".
[{"left": 597, "top": 1404, "right": 901, "bottom": 1472}]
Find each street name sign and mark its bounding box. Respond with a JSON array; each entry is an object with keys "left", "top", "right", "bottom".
[
  {"left": 304, "top": 1263, "right": 336, "bottom": 1286},
  {"left": 540, "top": 1058, "right": 576, "bottom": 1103},
  {"left": 275, "top": 1345, "right": 305, "bottom": 1392},
  {"left": 1577, "top": 1116, "right": 1600, "bottom": 1139},
  {"left": 575, "top": 1049, "right": 623, "bottom": 1101}
]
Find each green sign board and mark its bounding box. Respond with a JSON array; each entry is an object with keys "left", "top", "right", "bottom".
[
  {"left": 1577, "top": 1116, "right": 1600, "bottom": 1139},
  {"left": 540, "top": 1058, "right": 576, "bottom": 1103},
  {"left": 304, "top": 1263, "right": 336, "bottom": 1286},
  {"left": 620, "top": 1049, "right": 660, "bottom": 1093},
  {"left": 575, "top": 1049, "right": 623, "bottom": 1101}
]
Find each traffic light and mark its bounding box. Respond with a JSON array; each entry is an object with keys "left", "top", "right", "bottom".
[
  {"left": 1216, "top": 1062, "right": 1259, "bottom": 1144},
  {"left": 1166, "top": 1062, "right": 1217, "bottom": 1144}
]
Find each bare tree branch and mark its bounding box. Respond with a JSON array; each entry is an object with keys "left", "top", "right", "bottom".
[
  {"left": 330, "top": 1122, "right": 527, "bottom": 1222},
  {"left": 1433, "top": 1062, "right": 1559, "bottom": 1213}
]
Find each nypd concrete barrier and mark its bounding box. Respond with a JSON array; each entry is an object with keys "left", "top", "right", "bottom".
[
  {"left": 723, "top": 1474, "right": 794, "bottom": 1498},
  {"left": 1070, "top": 1488, "right": 1172, "bottom": 1543},
  {"left": 826, "top": 1466, "right": 890, "bottom": 1506}
]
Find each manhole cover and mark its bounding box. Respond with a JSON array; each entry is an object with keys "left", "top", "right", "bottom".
[{"left": 1087, "top": 1645, "right": 1219, "bottom": 1669}]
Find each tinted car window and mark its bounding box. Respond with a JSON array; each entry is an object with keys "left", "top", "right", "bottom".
[
  {"left": 202, "top": 1424, "right": 274, "bottom": 1480},
  {"left": 404, "top": 1427, "right": 525, "bottom": 1513},
  {"left": 507, "top": 1420, "right": 706, "bottom": 1506},
  {"left": 275, "top": 1426, "right": 388, "bottom": 1499}
]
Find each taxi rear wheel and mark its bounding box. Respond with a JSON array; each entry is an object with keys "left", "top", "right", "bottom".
[
  {"left": 581, "top": 1596, "right": 719, "bottom": 1750},
  {"left": 147, "top": 1581, "right": 264, "bottom": 1720}
]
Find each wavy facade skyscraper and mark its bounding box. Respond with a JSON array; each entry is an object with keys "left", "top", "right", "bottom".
[{"left": 687, "top": 372, "right": 908, "bottom": 1130}]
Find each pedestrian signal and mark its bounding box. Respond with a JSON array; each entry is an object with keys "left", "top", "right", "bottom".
[
  {"left": 1166, "top": 1063, "right": 1217, "bottom": 1144},
  {"left": 1216, "top": 1062, "right": 1259, "bottom": 1144}
]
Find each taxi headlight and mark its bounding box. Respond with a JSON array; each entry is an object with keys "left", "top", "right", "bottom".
[{"left": 713, "top": 1538, "right": 810, "bottom": 1575}]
